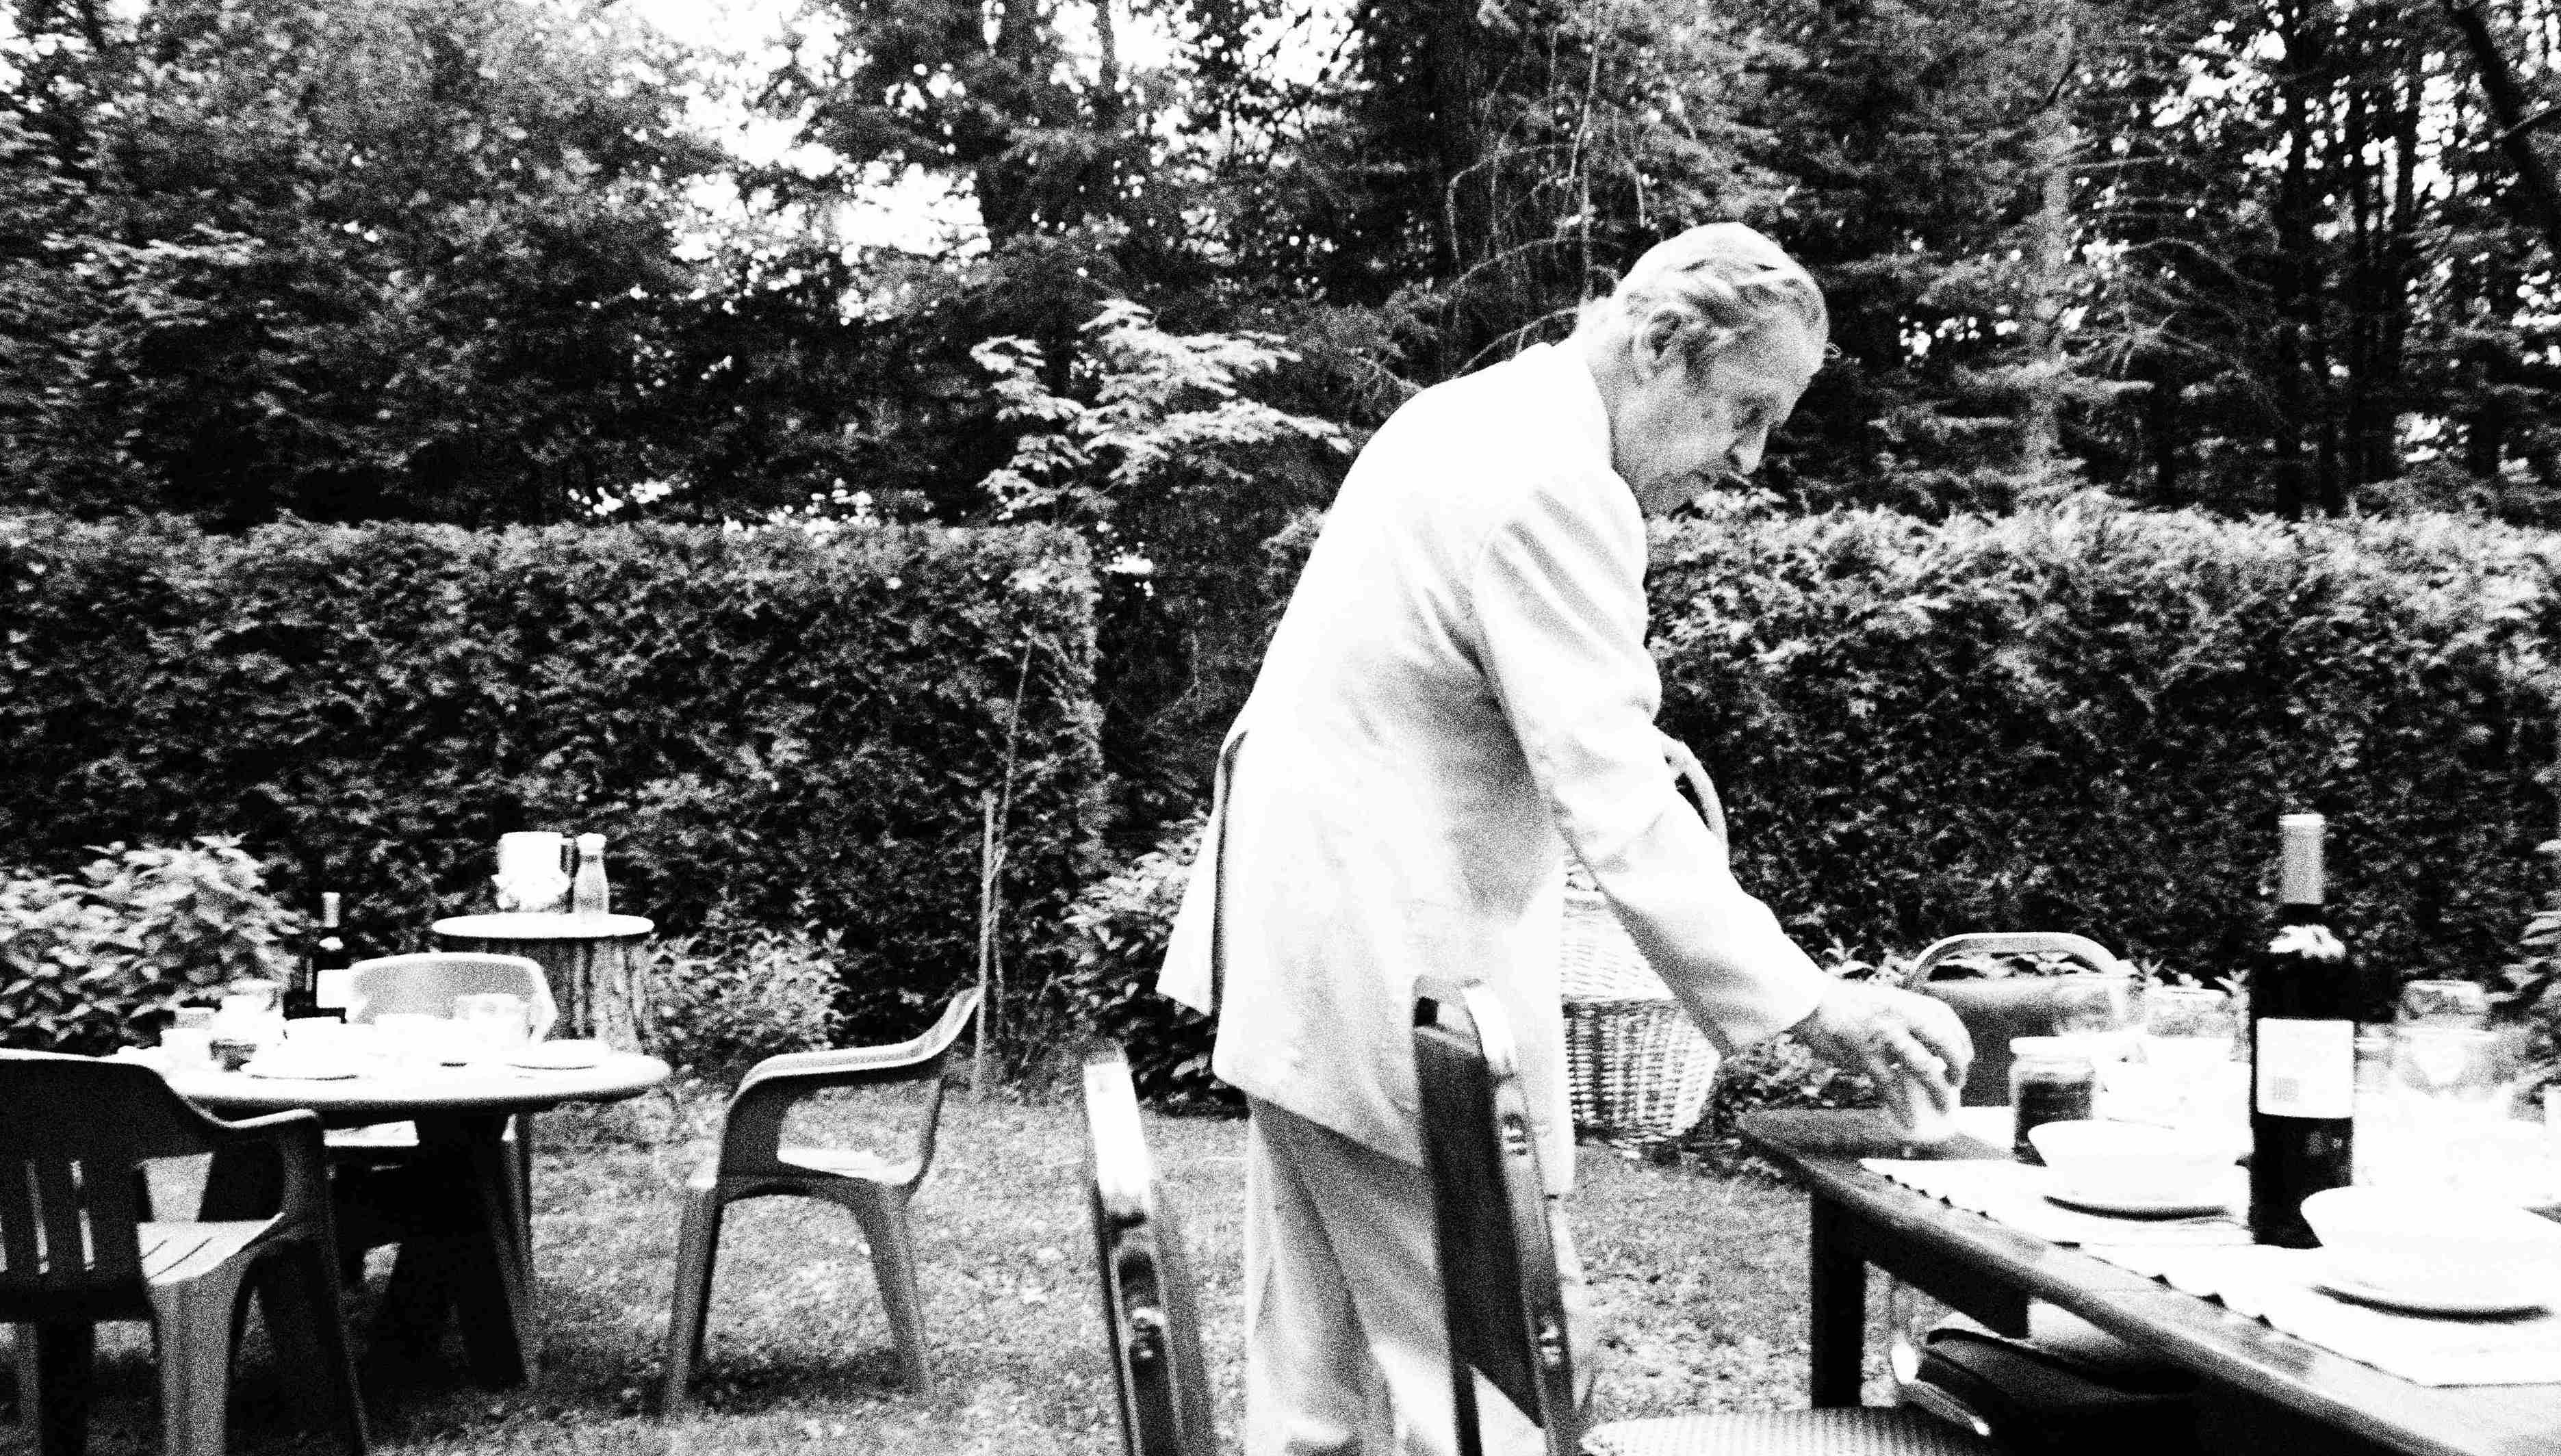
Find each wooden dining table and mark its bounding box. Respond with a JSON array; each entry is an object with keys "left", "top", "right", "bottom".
[
  {"left": 162, "top": 1050, "right": 668, "bottom": 1387},
  {"left": 1740, "top": 1106, "right": 2561, "bottom": 1456}
]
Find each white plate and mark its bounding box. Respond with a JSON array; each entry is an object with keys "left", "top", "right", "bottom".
[
  {"left": 508, "top": 1041, "right": 607, "bottom": 1071},
  {"left": 2044, "top": 1184, "right": 2235, "bottom": 1218},
  {"left": 242, "top": 1058, "right": 361, "bottom": 1081},
  {"left": 2313, "top": 1262, "right": 2549, "bottom": 1317}
]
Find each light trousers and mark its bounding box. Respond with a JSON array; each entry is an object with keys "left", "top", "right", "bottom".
[{"left": 1244, "top": 1097, "right": 1595, "bottom": 1456}]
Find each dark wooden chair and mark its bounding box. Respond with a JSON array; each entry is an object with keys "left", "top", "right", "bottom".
[
  {"left": 0, "top": 1050, "right": 367, "bottom": 1456},
  {"left": 1077, "top": 1048, "right": 1215, "bottom": 1456},
  {"left": 1411, "top": 978, "right": 1994, "bottom": 1456},
  {"left": 662, "top": 987, "right": 979, "bottom": 1413},
  {"left": 1899, "top": 933, "right": 2129, "bottom": 1106}
]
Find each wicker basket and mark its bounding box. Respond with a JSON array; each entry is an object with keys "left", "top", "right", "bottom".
[{"left": 1559, "top": 887, "right": 1719, "bottom": 1145}]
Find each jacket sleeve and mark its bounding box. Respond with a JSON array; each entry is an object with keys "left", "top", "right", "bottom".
[{"left": 1468, "top": 474, "right": 1829, "bottom": 1052}]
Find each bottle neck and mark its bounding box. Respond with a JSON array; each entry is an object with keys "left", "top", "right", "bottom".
[
  {"left": 2278, "top": 814, "right": 2324, "bottom": 906},
  {"left": 2274, "top": 900, "right": 2326, "bottom": 926},
  {"left": 320, "top": 892, "right": 342, "bottom": 929}
]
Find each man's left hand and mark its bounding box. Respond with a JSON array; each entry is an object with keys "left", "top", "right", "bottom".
[{"left": 1792, "top": 980, "right": 1974, "bottom": 1107}]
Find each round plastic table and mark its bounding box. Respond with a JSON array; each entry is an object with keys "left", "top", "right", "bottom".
[
  {"left": 168, "top": 1050, "right": 669, "bottom": 1386},
  {"left": 431, "top": 912, "right": 654, "bottom": 1048}
]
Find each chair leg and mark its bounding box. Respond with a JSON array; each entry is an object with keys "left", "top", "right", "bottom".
[
  {"left": 253, "top": 1243, "right": 370, "bottom": 1455},
  {"left": 10, "top": 1323, "right": 36, "bottom": 1428},
  {"left": 512, "top": 1113, "right": 536, "bottom": 1273},
  {"left": 661, "top": 1183, "right": 726, "bottom": 1417},
  {"left": 844, "top": 1184, "right": 931, "bottom": 1395},
  {"left": 152, "top": 1266, "right": 251, "bottom": 1456},
  {"left": 29, "top": 1321, "right": 95, "bottom": 1456}
]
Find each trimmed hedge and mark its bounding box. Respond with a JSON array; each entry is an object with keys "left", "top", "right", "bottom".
[
  {"left": 0, "top": 514, "right": 1104, "bottom": 1045},
  {"left": 1653, "top": 505, "right": 2557, "bottom": 992},
  {"left": 1074, "top": 504, "right": 2561, "bottom": 1102}
]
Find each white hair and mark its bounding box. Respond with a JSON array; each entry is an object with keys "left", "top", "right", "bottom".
[{"left": 1580, "top": 223, "right": 1828, "bottom": 376}]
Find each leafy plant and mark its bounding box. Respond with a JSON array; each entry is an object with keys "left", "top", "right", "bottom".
[
  {"left": 2498, "top": 840, "right": 2561, "bottom": 1095},
  {"left": 0, "top": 837, "right": 302, "bottom": 1053},
  {"left": 1057, "top": 814, "right": 1231, "bottom": 1108},
  {"left": 636, "top": 909, "right": 850, "bottom": 1088}
]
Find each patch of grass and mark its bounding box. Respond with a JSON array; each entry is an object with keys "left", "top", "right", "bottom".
[{"left": 34, "top": 1096, "right": 1903, "bottom": 1453}]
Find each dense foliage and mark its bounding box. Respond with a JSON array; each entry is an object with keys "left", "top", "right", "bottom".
[
  {"left": 0, "top": 512, "right": 1104, "bottom": 1048},
  {"left": 1068, "top": 503, "right": 2561, "bottom": 1096},
  {"left": 1649, "top": 502, "right": 2558, "bottom": 990},
  {"left": 0, "top": 838, "right": 303, "bottom": 1054}
]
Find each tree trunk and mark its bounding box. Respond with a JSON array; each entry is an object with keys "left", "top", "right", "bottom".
[
  {"left": 2146, "top": 363, "right": 2183, "bottom": 507},
  {"left": 2021, "top": 21, "right": 2078, "bottom": 472}
]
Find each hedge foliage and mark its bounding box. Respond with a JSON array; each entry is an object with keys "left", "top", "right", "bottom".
[
  {"left": 0, "top": 515, "right": 1104, "bottom": 1045},
  {"left": 1651, "top": 504, "right": 2560, "bottom": 992},
  {"left": 1074, "top": 504, "right": 2561, "bottom": 1102}
]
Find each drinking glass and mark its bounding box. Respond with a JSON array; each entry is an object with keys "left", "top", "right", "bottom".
[
  {"left": 2393, "top": 1026, "right": 2514, "bottom": 1192},
  {"left": 2136, "top": 985, "right": 2238, "bottom": 1132},
  {"left": 2052, "top": 974, "right": 2139, "bottom": 1064},
  {"left": 2397, "top": 978, "right": 2491, "bottom": 1029},
  {"left": 456, "top": 993, "right": 531, "bottom": 1053},
  {"left": 2394, "top": 1026, "right": 2505, "bottom": 1102}
]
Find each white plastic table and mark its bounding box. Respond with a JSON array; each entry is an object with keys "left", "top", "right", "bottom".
[{"left": 168, "top": 1050, "right": 668, "bottom": 1386}]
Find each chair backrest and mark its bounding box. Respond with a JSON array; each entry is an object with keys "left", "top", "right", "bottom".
[
  {"left": 1411, "top": 978, "right": 1581, "bottom": 1456},
  {"left": 346, "top": 952, "right": 558, "bottom": 1039},
  {"left": 0, "top": 1052, "right": 227, "bottom": 1321},
  {"left": 717, "top": 987, "right": 980, "bottom": 1180},
  {"left": 1078, "top": 1048, "right": 1215, "bottom": 1456},
  {"left": 1902, "top": 935, "right": 2129, "bottom": 1107}
]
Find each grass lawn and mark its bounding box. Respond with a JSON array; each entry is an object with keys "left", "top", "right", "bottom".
[{"left": 36, "top": 1090, "right": 1903, "bottom": 1455}]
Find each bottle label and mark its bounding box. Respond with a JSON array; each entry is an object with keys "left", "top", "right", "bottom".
[
  {"left": 316, "top": 967, "right": 354, "bottom": 1011},
  {"left": 2256, "top": 1018, "right": 2353, "bottom": 1118}
]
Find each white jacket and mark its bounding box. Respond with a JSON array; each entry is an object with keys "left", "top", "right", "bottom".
[{"left": 1157, "top": 341, "right": 1829, "bottom": 1191}]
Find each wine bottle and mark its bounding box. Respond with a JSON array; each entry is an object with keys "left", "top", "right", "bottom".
[
  {"left": 571, "top": 833, "right": 610, "bottom": 917},
  {"left": 2248, "top": 813, "right": 2354, "bottom": 1247},
  {"left": 296, "top": 891, "right": 352, "bottom": 1022}
]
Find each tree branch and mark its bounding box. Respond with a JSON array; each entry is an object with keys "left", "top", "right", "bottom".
[{"left": 2441, "top": 0, "right": 2561, "bottom": 261}]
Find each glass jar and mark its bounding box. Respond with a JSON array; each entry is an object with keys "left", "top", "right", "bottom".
[{"left": 2010, "top": 1035, "right": 2096, "bottom": 1164}]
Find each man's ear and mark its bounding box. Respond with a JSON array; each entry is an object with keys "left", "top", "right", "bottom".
[{"left": 1633, "top": 306, "right": 1733, "bottom": 383}]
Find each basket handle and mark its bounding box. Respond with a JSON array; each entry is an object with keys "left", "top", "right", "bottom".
[{"left": 1660, "top": 736, "right": 1729, "bottom": 849}]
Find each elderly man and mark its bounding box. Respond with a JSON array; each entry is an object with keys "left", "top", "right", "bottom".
[{"left": 1157, "top": 222, "right": 1972, "bottom": 1455}]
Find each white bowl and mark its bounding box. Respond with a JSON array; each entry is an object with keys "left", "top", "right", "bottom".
[
  {"left": 2301, "top": 1186, "right": 2561, "bottom": 1305},
  {"left": 2027, "top": 1119, "right": 2230, "bottom": 1204}
]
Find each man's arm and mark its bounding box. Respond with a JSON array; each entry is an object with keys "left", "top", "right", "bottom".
[{"left": 1471, "top": 478, "right": 1969, "bottom": 1089}]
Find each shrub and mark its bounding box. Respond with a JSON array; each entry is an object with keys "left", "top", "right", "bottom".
[
  {"left": 636, "top": 909, "right": 849, "bottom": 1087},
  {"left": 1057, "top": 814, "right": 1232, "bottom": 1107},
  {"left": 0, "top": 513, "right": 1105, "bottom": 1050},
  {"left": 0, "top": 837, "right": 302, "bottom": 1053}
]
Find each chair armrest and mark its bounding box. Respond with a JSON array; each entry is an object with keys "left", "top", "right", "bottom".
[
  {"left": 200, "top": 1108, "right": 331, "bottom": 1223},
  {"left": 1903, "top": 933, "right": 2129, "bottom": 989},
  {"left": 734, "top": 1037, "right": 949, "bottom": 1097}
]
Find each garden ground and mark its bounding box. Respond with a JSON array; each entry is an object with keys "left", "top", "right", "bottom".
[{"left": 43, "top": 1091, "right": 1910, "bottom": 1455}]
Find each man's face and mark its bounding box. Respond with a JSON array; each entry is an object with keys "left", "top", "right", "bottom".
[{"left": 1613, "top": 313, "right": 1824, "bottom": 513}]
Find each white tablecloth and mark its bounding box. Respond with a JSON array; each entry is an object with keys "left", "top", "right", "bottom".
[{"left": 1864, "top": 1155, "right": 2561, "bottom": 1387}]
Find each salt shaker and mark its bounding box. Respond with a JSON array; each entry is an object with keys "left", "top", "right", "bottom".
[{"left": 571, "top": 832, "right": 611, "bottom": 917}]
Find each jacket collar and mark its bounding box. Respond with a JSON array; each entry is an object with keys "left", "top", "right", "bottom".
[{"left": 1513, "top": 340, "right": 1614, "bottom": 476}]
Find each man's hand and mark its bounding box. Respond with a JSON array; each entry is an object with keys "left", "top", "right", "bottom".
[{"left": 1792, "top": 980, "right": 1974, "bottom": 1109}]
